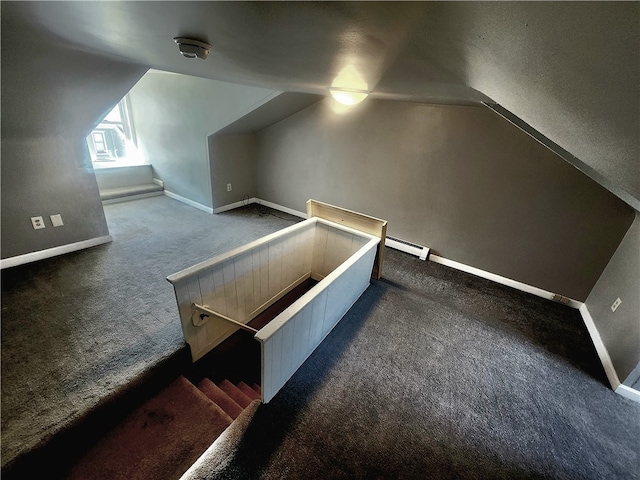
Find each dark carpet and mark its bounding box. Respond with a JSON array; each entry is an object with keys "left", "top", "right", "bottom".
[
  {"left": 66, "top": 376, "right": 233, "bottom": 480},
  {"left": 186, "top": 249, "right": 640, "bottom": 480},
  {"left": 1, "top": 197, "right": 300, "bottom": 472},
  {"left": 3, "top": 196, "right": 639, "bottom": 479}
]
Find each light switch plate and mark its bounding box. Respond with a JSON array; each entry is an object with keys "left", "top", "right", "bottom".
[{"left": 50, "top": 214, "right": 64, "bottom": 227}]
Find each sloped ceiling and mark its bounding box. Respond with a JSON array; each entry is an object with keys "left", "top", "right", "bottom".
[{"left": 3, "top": 1, "right": 639, "bottom": 208}]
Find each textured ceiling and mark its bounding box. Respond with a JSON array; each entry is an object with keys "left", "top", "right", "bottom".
[{"left": 3, "top": 1, "right": 639, "bottom": 208}]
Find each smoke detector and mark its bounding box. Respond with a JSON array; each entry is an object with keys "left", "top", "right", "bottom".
[{"left": 173, "top": 37, "right": 212, "bottom": 59}]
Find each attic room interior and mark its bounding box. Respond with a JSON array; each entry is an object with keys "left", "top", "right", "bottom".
[{"left": 1, "top": 2, "right": 638, "bottom": 479}]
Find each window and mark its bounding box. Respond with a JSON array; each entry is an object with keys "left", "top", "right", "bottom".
[{"left": 87, "top": 96, "right": 145, "bottom": 168}]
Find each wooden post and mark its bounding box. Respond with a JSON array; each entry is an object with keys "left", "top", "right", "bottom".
[{"left": 306, "top": 199, "right": 387, "bottom": 279}]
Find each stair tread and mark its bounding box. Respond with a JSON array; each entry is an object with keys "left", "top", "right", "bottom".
[
  {"left": 252, "top": 383, "right": 262, "bottom": 395},
  {"left": 238, "top": 381, "right": 261, "bottom": 401},
  {"left": 99, "top": 183, "right": 163, "bottom": 200},
  {"left": 218, "top": 379, "right": 253, "bottom": 408},
  {"left": 197, "top": 378, "right": 244, "bottom": 420},
  {"left": 66, "top": 376, "right": 232, "bottom": 480}
]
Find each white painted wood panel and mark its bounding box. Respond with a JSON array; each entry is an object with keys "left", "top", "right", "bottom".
[
  {"left": 309, "top": 289, "right": 328, "bottom": 348},
  {"left": 311, "top": 222, "right": 369, "bottom": 279},
  {"left": 237, "top": 252, "right": 254, "bottom": 319},
  {"left": 258, "top": 244, "right": 270, "bottom": 309},
  {"left": 211, "top": 268, "right": 228, "bottom": 316},
  {"left": 312, "top": 222, "right": 328, "bottom": 277},
  {"left": 168, "top": 218, "right": 319, "bottom": 361},
  {"left": 169, "top": 216, "right": 379, "bottom": 379},
  {"left": 258, "top": 235, "right": 379, "bottom": 403}
]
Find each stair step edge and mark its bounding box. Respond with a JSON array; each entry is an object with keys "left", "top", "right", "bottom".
[
  {"left": 237, "top": 381, "right": 261, "bottom": 401},
  {"left": 218, "top": 379, "right": 253, "bottom": 408},
  {"left": 197, "top": 378, "right": 243, "bottom": 420}
]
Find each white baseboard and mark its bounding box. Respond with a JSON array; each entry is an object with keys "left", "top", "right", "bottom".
[
  {"left": 579, "top": 305, "right": 640, "bottom": 403},
  {"left": 214, "top": 198, "right": 258, "bottom": 214},
  {"left": 152, "top": 178, "right": 164, "bottom": 187},
  {"left": 254, "top": 199, "right": 307, "bottom": 218},
  {"left": 0, "top": 235, "right": 113, "bottom": 270},
  {"left": 615, "top": 384, "right": 640, "bottom": 403},
  {"left": 429, "top": 254, "right": 583, "bottom": 309},
  {"left": 622, "top": 362, "right": 640, "bottom": 387},
  {"left": 102, "top": 191, "right": 164, "bottom": 205},
  {"left": 214, "top": 198, "right": 307, "bottom": 218},
  {"left": 388, "top": 241, "right": 569, "bottom": 305},
  {"left": 164, "top": 190, "right": 214, "bottom": 214},
  {"left": 579, "top": 304, "right": 622, "bottom": 390}
]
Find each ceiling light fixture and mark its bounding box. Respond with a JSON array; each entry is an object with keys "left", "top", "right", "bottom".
[
  {"left": 329, "top": 87, "right": 370, "bottom": 106},
  {"left": 173, "top": 37, "right": 212, "bottom": 59}
]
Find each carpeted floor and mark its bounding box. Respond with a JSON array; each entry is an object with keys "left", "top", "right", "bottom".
[
  {"left": 187, "top": 249, "right": 640, "bottom": 479},
  {"left": 1, "top": 197, "right": 300, "bottom": 471},
  {"left": 2, "top": 195, "right": 639, "bottom": 479},
  {"left": 66, "top": 376, "right": 234, "bottom": 480}
]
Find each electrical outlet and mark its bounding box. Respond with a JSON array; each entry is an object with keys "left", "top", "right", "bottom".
[
  {"left": 227, "top": 183, "right": 232, "bottom": 192},
  {"left": 50, "top": 214, "right": 64, "bottom": 227},
  {"left": 31, "top": 216, "right": 45, "bottom": 229},
  {"left": 611, "top": 297, "right": 622, "bottom": 312},
  {"left": 552, "top": 294, "right": 570, "bottom": 305}
]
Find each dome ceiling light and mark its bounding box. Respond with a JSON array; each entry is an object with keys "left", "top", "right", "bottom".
[
  {"left": 173, "top": 37, "right": 212, "bottom": 59},
  {"left": 329, "top": 65, "right": 370, "bottom": 106},
  {"left": 329, "top": 87, "right": 370, "bottom": 106}
]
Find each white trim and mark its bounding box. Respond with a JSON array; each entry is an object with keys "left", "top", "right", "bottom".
[
  {"left": 147, "top": 68, "right": 180, "bottom": 75},
  {"left": 255, "top": 199, "right": 307, "bottom": 218},
  {"left": 213, "top": 198, "right": 258, "bottom": 214},
  {"left": 429, "top": 254, "right": 583, "bottom": 309},
  {"left": 579, "top": 304, "right": 621, "bottom": 390},
  {"left": 164, "top": 190, "right": 214, "bottom": 214},
  {"left": 213, "top": 198, "right": 307, "bottom": 218},
  {"left": 622, "top": 362, "right": 640, "bottom": 387},
  {"left": 102, "top": 191, "right": 164, "bottom": 205},
  {"left": 152, "top": 178, "right": 164, "bottom": 187},
  {"left": 0, "top": 235, "right": 113, "bottom": 270},
  {"left": 615, "top": 384, "right": 640, "bottom": 403}
]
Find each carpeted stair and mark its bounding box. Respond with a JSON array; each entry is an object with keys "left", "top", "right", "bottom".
[{"left": 65, "top": 376, "right": 261, "bottom": 480}]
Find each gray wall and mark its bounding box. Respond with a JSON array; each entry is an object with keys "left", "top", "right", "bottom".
[
  {"left": 1, "top": 17, "right": 146, "bottom": 259},
  {"left": 127, "top": 72, "right": 275, "bottom": 208},
  {"left": 209, "top": 135, "right": 258, "bottom": 208},
  {"left": 209, "top": 92, "right": 322, "bottom": 209},
  {"left": 585, "top": 212, "right": 640, "bottom": 384},
  {"left": 256, "top": 99, "right": 635, "bottom": 301}
]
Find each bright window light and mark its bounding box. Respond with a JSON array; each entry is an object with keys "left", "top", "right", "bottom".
[{"left": 87, "top": 96, "right": 146, "bottom": 168}]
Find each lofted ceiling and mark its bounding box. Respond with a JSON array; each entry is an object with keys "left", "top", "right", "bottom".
[{"left": 2, "top": 1, "right": 639, "bottom": 208}]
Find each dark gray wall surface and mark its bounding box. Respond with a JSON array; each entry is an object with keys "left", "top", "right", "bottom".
[
  {"left": 7, "top": 2, "right": 638, "bottom": 209},
  {"left": 210, "top": 92, "right": 323, "bottom": 209},
  {"left": 1, "top": 10, "right": 147, "bottom": 259},
  {"left": 585, "top": 212, "right": 640, "bottom": 383},
  {"left": 256, "top": 99, "right": 635, "bottom": 301},
  {"left": 127, "top": 72, "right": 276, "bottom": 209},
  {"left": 209, "top": 135, "right": 258, "bottom": 208}
]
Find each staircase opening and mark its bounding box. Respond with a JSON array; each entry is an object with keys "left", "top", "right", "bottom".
[
  {"left": 186, "top": 277, "right": 318, "bottom": 387},
  {"left": 65, "top": 277, "right": 318, "bottom": 479}
]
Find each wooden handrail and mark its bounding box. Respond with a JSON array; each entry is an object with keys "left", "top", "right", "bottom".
[{"left": 191, "top": 303, "right": 259, "bottom": 334}]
